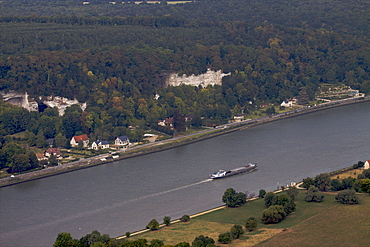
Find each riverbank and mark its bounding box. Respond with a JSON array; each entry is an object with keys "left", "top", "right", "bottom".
[{"left": 1, "top": 96, "right": 369, "bottom": 188}]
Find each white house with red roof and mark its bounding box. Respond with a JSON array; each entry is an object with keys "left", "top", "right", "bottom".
[
  {"left": 44, "top": 148, "right": 61, "bottom": 157},
  {"left": 364, "top": 160, "right": 370, "bottom": 170},
  {"left": 70, "top": 134, "right": 89, "bottom": 148}
]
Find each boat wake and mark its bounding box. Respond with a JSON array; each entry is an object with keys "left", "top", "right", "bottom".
[{"left": 2, "top": 179, "right": 214, "bottom": 237}]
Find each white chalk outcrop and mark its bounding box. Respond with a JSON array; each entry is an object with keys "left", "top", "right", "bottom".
[
  {"left": 0, "top": 91, "right": 86, "bottom": 116},
  {"left": 165, "top": 69, "right": 230, "bottom": 87}
]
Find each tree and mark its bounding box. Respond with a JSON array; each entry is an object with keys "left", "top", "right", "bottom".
[
  {"left": 331, "top": 179, "right": 342, "bottom": 191},
  {"left": 218, "top": 232, "right": 232, "bottom": 244},
  {"left": 53, "top": 232, "right": 79, "bottom": 247},
  {"left": 192, "top": 235, "right": 215, "bottom": 247},
  {"left": 48, "top": 154, "right": 58, "bottom": 167},
  {"left": 335, "top": 190, "right": 359, "bottom": 204},
  {"left": 302, "top": 177, "right": 314, "bottom": 189},
  {"left": 261, "top": 205, "right": 286, "bottom": 224},
  {"left": 286, "top": 186, "right": 298, "bottom": 200},
  {"left": 230, "top": 224, "right": 244, "bottom": 239},
  {"left": 11, "top": 153, "right": 30, "bottom": 173},
  {"left": 163, "top": 216, "right": 171, "bottom": 226},
  {"left": 341, "top": 177, "right": 355, "bottom": 190},
  {"left": 149, "top": 239, "right": 164, "bottom": 247},
  {"left": 147, "top": 219, "right": 160, "bottom": 231},
  {"left": 180, "top": 215, "right": 190, "bottom": 222},
  {"left": 27, "top": 151, "right": 39, "bottom": 169},
  {"left": 259, "top": 189, "right": 266, "bottom": 198},
  {"left": 174, "top": 242, "right": 190, "bottom": 247},
  {"left": 245, "top": 217, "right": 258, "bottom": 231},
  {"left": 222, "top": 188, "right": 246, "bottom": 207},
  {"left": 264, "top": 191, "right": 276, "bottom": 208},
  {"left": 35, "top": 130, "right": 48, "bottom": 148},
  {"left": 305, "top": 186, "right": 325, "bottom": 202},
  {"left": 359, "top": 179, "right": 370, "bottom": 194},
  {"left": 314, "top": 173, "right": 331, "bottom": 191}
]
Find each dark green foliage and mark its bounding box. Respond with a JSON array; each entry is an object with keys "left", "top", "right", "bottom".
[
  {"left": 362, "top": 169, "right": 370, "bottom": 179},
  {"left": 149, "top": 239, "right": 164, "bottom": 247},
  {"left": 245, "top": 217, "right": 258, "bottom": 232},
  {"left": 314, "top": 173, "right": 331, "bottom": 191},
  {"left": 359, "top": 179, "right": 370, "bottom": 194},
  {"left": 302, "top": 177, "right": 314, "bottom": 189},
  {"left": 146, "top": 219, "right": 160, "bottom": 231},
  {"left": 218, "top": 232, "right": 232, "bottom": 244},
  {"left": 125, "top": 232, "right": 131, "bottom": 238},
  {"left": 222, "top": 188, "right": 246, "bottom": 207},
  {"left": 331, "top": 179, "right": 343, "bottom": 191},
  {"left": 259, "top": 189, "right": 266, "bottom": 198},
  {"left": 180, "top": 215, "right": 190, "bottom": 222},
  {"left": 286, "top": 186, "right": 298, "bottom": 200},
  {"left": 261, "top": 205, "right": 286, "bottom": 224},
  {"left": 264, "top": 192, "right": 276, "bottom": 208},
  {"left": 341, "top": 177, "right": 355, "bottom": 190},
  {"left": 230, "top": 224, "right": 244, "bottom": 239},
  {"left": 174, "top": 242, "right": 191, "bottom": 247},
  {"left": 305, "top": 186, "right": 325, "bottom": 202},
  {"left": 53, "top": 232, "right": 79, "bottom": 247},
  {"left": 335, "top": 190, "right": 360, "bottom": 204},
  {"left": 192, "top": 235, "right": 215, "bottom": 247},
  {"left": 163, "top": 216, "right": 171, "bottom": 226}
]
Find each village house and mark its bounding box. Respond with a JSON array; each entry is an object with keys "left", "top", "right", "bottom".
[
  {"left": 44, "top": 148, "right": 61, "bottom": 157},
  {"left": 115, "top": 136, "right": 130, "bottom": 147},
  {"left": 280, "top": 98, "right": 297, "bottom": 107},
  {"left": 70, "top": 134, "right": 89, "bottom": 148},
  {"left": 91, "top": 140, "right": 110, "bottom": 150},
  {"left": 364, "top": 160, "right": 370, "bottom": 170},
  {"left": 36, "top": 153, "right": 47, "bottom": 161},
  {"left": 158, "top": 117, "right": 174, "bottom": 129},
  {"left": 233, "top": 114, "right": 244, "bottom": 122}
]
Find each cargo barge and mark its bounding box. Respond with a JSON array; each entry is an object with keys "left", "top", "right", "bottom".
[{"left": 209, "top": 163, "right": 257, "bottom": 179}]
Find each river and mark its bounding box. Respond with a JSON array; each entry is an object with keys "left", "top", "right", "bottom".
[{"left": 0, "top": 101, "right": 369, "bottom": 247}]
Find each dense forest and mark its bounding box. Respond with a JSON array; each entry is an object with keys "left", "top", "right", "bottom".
[{"left": 0, "top": 0, "right": 369, "bottom": 172}]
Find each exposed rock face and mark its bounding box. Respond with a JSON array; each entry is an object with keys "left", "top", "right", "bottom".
[
  {"left": 42, "top": 96, "right": 87, "bottom": 116},
  {"left": 165, "top": 69, "right": 230, "bottom": 87},
  {"left": 0, "top": 91, "right": 86, "bottom": 116}
]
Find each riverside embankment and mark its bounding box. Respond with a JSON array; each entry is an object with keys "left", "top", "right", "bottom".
[{"left": 1, "top": 96, "right": 369, "bottom": 188}]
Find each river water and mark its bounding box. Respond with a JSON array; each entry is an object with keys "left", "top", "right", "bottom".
[{"left": 0, "top": 101, "right": 369, "bottom": 247}]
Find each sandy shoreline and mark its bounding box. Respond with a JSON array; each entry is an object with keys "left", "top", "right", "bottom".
[{"left": 1, "top": 96, "right": 369, "bottom": 188}]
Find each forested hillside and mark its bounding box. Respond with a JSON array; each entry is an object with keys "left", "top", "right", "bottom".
[{"left": 0, "top": 0, "right": 369, "bottom": 172}]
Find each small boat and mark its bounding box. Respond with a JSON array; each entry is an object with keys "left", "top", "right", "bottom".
[{"left": 209, "top": 163, "right": 257, "bottom": 179}]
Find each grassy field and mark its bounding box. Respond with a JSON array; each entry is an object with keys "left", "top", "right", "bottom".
[{"left": 129, "top": 190, "right": 370, "bottom": 246}]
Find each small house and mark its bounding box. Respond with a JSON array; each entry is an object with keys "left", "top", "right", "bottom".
[
  {"left": 91, "top": 140, "right": 110, "bottom": 150},
  {"left": 44, "top": 148, "right": 61, "bottom": 157},
  {"left": 70, "top": 134, "right": 89, "bottom": 148},
  {"left": 233, "top": 114, "right": 244, "bottom": 122},
  {"left": 115, "top": 136, "right": 130, "bottom": 146},
  {"left": 364, "top": 160, "right": 370, "bottom": 170},
  {"left": 36, "top": 153, "right": 47, "bottom": 161}
]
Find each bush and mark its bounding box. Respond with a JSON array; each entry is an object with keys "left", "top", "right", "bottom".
[
  {"left": 125, "top": 232, "right": 130, "bottom": 238},
  {"left": 264, "top": 191, "right": 276, "bottom": 208},
  {"left": 331, "top": 179, "right": 342, "bottom": 191},
  {"left": 286, "top": 186, "right": 298, "bottom": 200},
  {"left": 163, "top": 216, "right": 171, "bottom": 226},
  {"left": 261, "top": 205, "right": 286, "bottom": 224},
  {"left": 222, "top": 188, "right": 246, "bottom": 207},
  {"left": 335, "top": 190, "right": 360, "bottom": 204},
  {"left": 314, "top": 173, "right": 331, "bottom": 191},
  {"left": 192, "top": 235, "right": 215, "bottom": 247},
  {"left": 245, "top": 217, "right": 258, "bottom": 231},
  {"left": 230, "top": 224, "right": 244, "bottom": 239},
  {"left": 305, "top": 186, "right": 325, "bottom": 202},
  {"left": 259, "top": 189, "right": 266, "bottom": 198},
  {"left": 180, "top": 215, "right": 190, "bottom": 222},
  {"left": 218, "top": 232, "right": 232, "bottom": 244},
  {"left": 146, "top": 219, "right": 160, "bottom": 231},
  {"left": 302, "top": 177, "right": 314, "bottom": 189}
]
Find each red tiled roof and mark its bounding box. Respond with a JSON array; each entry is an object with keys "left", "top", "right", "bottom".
[{"left": 73, "top": 134, "right": 89, "bottom": 142}]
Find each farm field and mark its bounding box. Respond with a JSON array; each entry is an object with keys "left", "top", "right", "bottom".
[{"left": 129, "top": 191, "right": 370, "bottom": 246}]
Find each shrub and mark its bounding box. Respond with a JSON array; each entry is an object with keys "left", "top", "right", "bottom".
[
  {"left": 305, "top": 186, "right": 325, "bottom": 202},
  {"left": 245, "top": 217, "right": 258, "bottom": 231},
  {"left": 264, "top": 191, "right": 276, "bottom": 208},
  {"left": 259, "top": 189, "right": 266, "bottom": 198},
  {"left": 261, "top": 205, "right": 286, "bottom": 224},
  {"left": 180, "top": 215, "right": 190, "bottom": 222},
  {"left": 230, "top": 224, "right": 244, "bottom": 239},
  {"left": 146, "top": 219, "right": 159, "bottom": 231},
  {"left": 218, "top": 232, "right": 232, "bottom": 244},
  {"left": 125, "top": 232, "right": 130, "bottom": 238},
  {"left": 163, "top": 216, "right": 171, "bottom": 226},
  {"left": 335, "top": 190, "right": 359, "bottom": 204},
  {"left": 192, "top": 235, "right": 215, "bottom": 247}
]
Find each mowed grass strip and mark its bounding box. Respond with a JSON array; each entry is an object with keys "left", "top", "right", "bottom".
[
  {"left": 129, "top": 191, "right": 370, "bottom": 246},
  {"left": 255, "top": 194, "right": 370, "bottom": 247}
]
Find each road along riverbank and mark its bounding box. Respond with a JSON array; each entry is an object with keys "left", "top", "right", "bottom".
[{"left": 1, "top": 96, "right": 368, "bottom": 188}]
